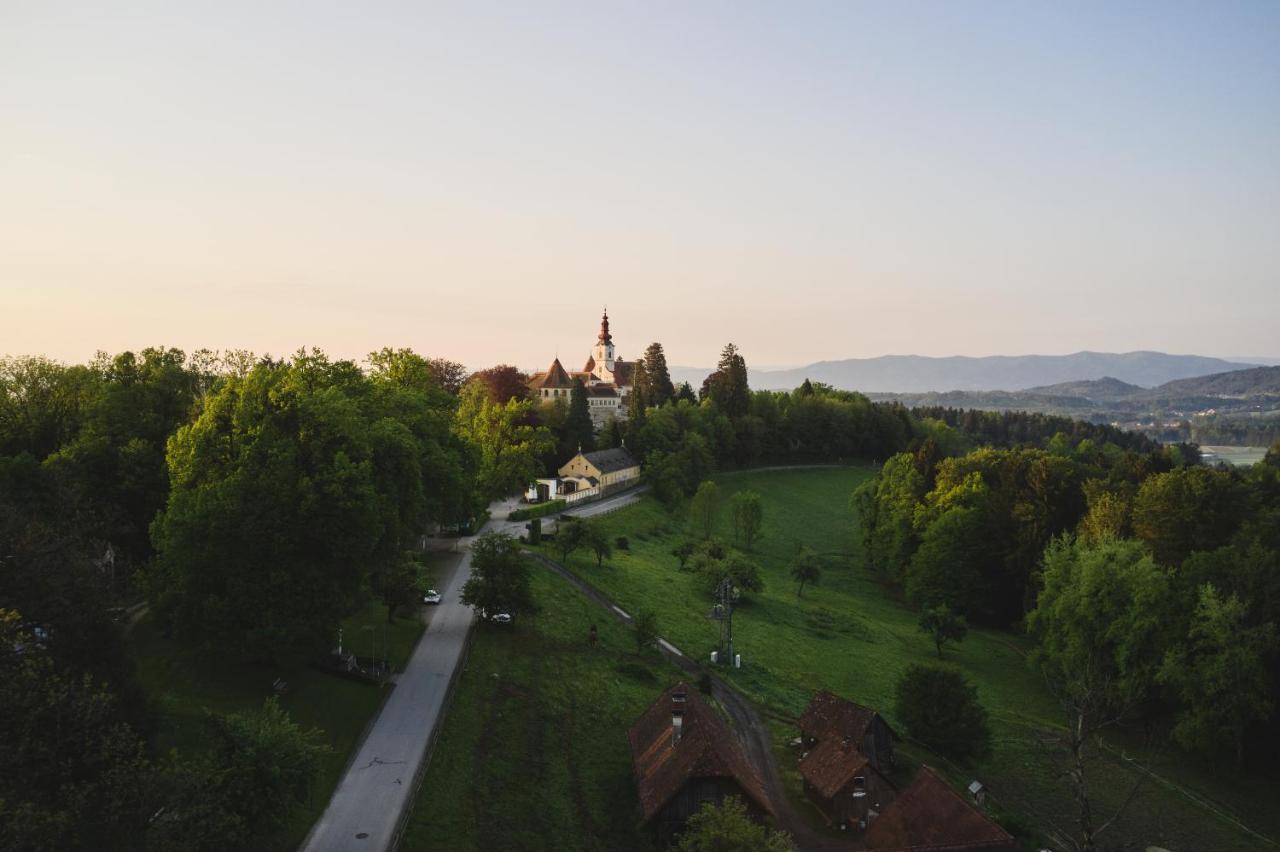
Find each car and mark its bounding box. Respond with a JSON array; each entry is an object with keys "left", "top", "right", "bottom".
[
  {"left": 422, "top": 590, "right": 442, "bottom": 605},
  {"left": 479, "top": 610, "right": 512, "bottom": 623}
]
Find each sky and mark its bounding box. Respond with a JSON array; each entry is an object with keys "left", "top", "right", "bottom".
[{"left": 2, "top": 1, "right": 1278, "bottom": 370}]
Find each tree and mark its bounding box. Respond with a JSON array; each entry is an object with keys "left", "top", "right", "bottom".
[
  {"left": 672, "top": 540, "right": 696, "bottom": 571},
  {"left": 893, "top": 664, "right": 991, "bottom": 763},
  {"left": 788, "top": 545, "right": 821, "bottom": 597},
  {"left": 689, "top": 480, "right": 720, "bottom": 540},
  {"left": 0, "top": 610, "right": 157, "bottom": 851},
  {"left": 1131, "top": 466, "right": 1246, "bottom": 566},
  {"left": 469, "top": 364, "right": 531, "bottom": 403},
  {"left": 1027, "top": 537, "right": 1173, "bottom": 852},
  {"left": 565, "top": 377, "right": 595, "bottom": 455},
  {"left": 633, "top": 608, "right": 659, "bottom": 653},
  {"left": 642, "top": 342, "right": 675, "bottom": 407},
  {"left": 696, "top": 550, "right": 764, "bottom": 597},
  {"left": 729, "top": 490, "right": 764, "bottom": 551},
  {"left": 557, "top": 518, "right": 588, "bottom": 563},
  {"left": 705, "top": 343, "right": 750, "bottom": 419},
  {"left": 1158, "top": 584, "right": 1277, "bottom": 764},
  {"left": 675, "top": 796, "right": 796, "bottom": 852},
  {"left": 425, "top": 357, "right": 468, "bottom": 394},
  {"left": 455, "top": 380, "right": 555, "bottom": 499},
  {"left": 918, "top": 605, "right": 968, "bottom": 657},
  {"left": 150, "top": 356, "right": 381, "bottom": 658},
  {"left": 674, "top": 382, "right": 698, "bottom": 405},
  {"left": 583, "top": 519, "right": 613, "bottom": 567},
  {"left": 154, "top": 698, "right": 330, "bottom": 850},
  {"left": 461, "top": 533, "right": 536, "bottom": 618}
]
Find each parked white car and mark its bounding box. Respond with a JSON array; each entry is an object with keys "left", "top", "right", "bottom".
[
  {"left": 479, "top": 610, "right": 512, "bottom": 623},
  {"left": 422, "top": 589, "right": 442, "bottom": 605}
]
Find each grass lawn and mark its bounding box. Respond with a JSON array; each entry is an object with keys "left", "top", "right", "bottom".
[
  {"left": 129, "top": 593, "right": 426, "bottom": 850},
  {"left": 535, "top": 466, "right": 1277, "bottom": 852},
  {"left": 403, "top": 565, "right": 688, "bottom": 852}
]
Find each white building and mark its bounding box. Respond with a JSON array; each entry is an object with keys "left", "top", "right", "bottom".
[{"left": 528, "top": 311, "right": 634, "bottom": 427}]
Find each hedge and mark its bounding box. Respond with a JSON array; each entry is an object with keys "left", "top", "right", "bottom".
[{"left": 508, "top": 499, "right": 567, "bottom": 521}]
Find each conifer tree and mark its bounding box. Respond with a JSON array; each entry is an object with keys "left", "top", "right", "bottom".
[
  {"left": 642, "top": 342, "right": 675, "bottom": 406},
  {"left": 566, "top": 377, "right": 595, "bottom": 454}
]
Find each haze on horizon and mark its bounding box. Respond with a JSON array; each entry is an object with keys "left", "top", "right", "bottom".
[{"left": 2, "top": 2, "right": 1278, "bottom": 370}]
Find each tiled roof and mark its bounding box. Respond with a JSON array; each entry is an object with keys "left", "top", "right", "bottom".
[
  {"left": 613, "top": 359, "right": 634, "bottom": 385},
  {"left": 628, "top": 683, "right": 772, "bottom": 822},
  {"left": 529, "top": 358, "right": 574, "bottom": 390},
  {"left": 799, "top": 691, "right": 888, "bottom": 743},
  {"left": 587, "top": 385, "right": 619, "bottom": 398},
  {"left": 865, "top": 767, "right": 1017, "bottom": 851},
  {"left": 799, "top": 735, "right": 869, "bottom": 800},
  {"left": 583, "top": 354, "right": 596, "bottom": 372},
  {"left": 582, "top": 447, "right": 637, "bottom": 473}
]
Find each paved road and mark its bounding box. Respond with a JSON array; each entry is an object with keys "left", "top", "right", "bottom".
[
  {"left": 300, "top": 487, "right": 646, "bottom": 852},
  {"left": 301, "top": 545, "right": 476, "bottom": 852}
]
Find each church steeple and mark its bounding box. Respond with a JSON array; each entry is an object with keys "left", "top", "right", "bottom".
[
  {"left": 591, "top": 308, "right": 616, "bottom": 380},
  {"left": 597, "top": 308, "right": 612, "bottom": 345}
]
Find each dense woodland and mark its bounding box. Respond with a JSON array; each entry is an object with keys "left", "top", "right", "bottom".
[{"left": 2, "top": 343, "right": 1277, "bottom": 849}]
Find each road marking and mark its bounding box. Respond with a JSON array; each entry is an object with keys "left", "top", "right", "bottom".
[
  {"left": 611, "top": 605, "right": 629, "bottom": 619},
  {"left": 658, "top": 639, "right": 682, "bottom": 657}
]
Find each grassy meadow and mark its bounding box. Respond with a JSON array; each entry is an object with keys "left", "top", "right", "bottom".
[
  {"left": 532, "top": 466, "right": 1277, "bottom": 852},
  {"left": 402, "top": 565, "right": 679, "bottom": 852},
  {"left": 129, "top": 595, "right": 426, "bottom": 850}
]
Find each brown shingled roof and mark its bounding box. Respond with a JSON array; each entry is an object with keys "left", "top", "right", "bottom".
[
  {"left": 799, "top": 735, "right": 869, "bottom": 800},
  {"left": 865, "top": 766, "right": 1016, "bottom": 852},
  {"left": 583, "top": 354, "right": 596, "bottom": 372},
  {"left": 800, "top": 691, "right": 890, "bottom": 743},
  {"left": 613, "top": 359, "right": 633, "bottom": 386},
  {"left": 628, "top": 683, "right": 772, "bottom": 822},
  {"left": 529, "top": 358, "right": 574, "bottom": 390}
]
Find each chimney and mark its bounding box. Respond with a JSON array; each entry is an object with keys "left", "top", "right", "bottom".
[{"left": 671, "top": 709, "right": 684, "bottom": 746}]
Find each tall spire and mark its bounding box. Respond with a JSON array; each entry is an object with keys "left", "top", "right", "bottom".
[{"left": 598, "top": 308, "right": 612, "bottom": 344}]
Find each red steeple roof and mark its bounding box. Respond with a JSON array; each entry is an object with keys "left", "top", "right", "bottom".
[{"left": 598, "top": 310, "right": 612, "bottom": 344}]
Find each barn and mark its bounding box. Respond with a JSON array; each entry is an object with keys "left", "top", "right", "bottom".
[{"left": 628, "top": 682, "right": 773, "bottom": 844}]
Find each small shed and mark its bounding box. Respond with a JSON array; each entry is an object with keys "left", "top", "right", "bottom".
[{"left": 798, "top": 734, "right": 895, "bottom": 829}]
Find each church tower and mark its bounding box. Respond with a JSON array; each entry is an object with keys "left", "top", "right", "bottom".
[{"left": 591, "top": 309, "right": 615, "bottom": 381}]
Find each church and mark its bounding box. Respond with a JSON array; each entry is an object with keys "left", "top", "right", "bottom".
[{"left": 528, "top": 310, "right": 634, "bottom": 427}]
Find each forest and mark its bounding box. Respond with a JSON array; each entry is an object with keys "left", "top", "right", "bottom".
[{"left": 1, "top": 342, "right": 1276, "bottom": 849}]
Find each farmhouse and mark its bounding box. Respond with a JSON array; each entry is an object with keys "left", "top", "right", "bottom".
[
  {"left": 799, "top": 690, "right": 896, "bottom": 771},
  {"left": 528, "top": 310, "right": 634, "bottom": 427},
  {"left": 558, "top": 446, "right": 640, "bottom": 493},
  {"left": 629, "top": 682, "right": 772, "bottom": 844},
  {"left": 865, "top": 766, "right": 1017, "bottom": 851}
]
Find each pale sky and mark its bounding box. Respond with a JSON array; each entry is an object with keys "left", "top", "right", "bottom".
[{"left": 2, "top": 1, "right": 1277, "bottom": 370}]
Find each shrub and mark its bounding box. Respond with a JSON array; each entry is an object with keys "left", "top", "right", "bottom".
[
  {"left": 894, "top": 664, "right": 991, "bottom": 762},
  {"left": 615, "top": 535, "right": 630, "bottom": 550},
  {"left": 508, "top": 499, "right": 566, "bottom": 521}
]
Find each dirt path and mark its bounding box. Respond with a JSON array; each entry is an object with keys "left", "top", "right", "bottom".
[{"left": 524, "top": 551, "right": 854, "bottom": 852}]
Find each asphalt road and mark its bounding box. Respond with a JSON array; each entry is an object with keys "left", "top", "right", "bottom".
[
  {"left": 300, "top": 487, "right": 645, "bottom": 852},
  {"left": 300, "top": 545, "right": 475, "bottom": 852}
]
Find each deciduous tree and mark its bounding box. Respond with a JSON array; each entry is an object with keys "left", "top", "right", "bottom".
[
  {"left": 461, "top": 533, "right": 536, "bottom": 618},
  {"left": 918, "top": 605, "right": 968, "bottom": 657},
  {"left": 894, "top": 664, "right": 991, "bottom": 762},
  {"left": 729, "top": 490, "right": 764, "bottom": 551}
]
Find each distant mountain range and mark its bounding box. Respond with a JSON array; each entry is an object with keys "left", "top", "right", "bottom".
[{"left": 671, "top": 352, "right": 1266, "bottom": 395}]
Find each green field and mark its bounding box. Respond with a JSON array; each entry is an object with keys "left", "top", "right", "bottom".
[
  {"left": 130, "top": 595, "right": 426, "bottom": 850},
  {"left": 533, "top": 466, "right": 1277, "bottom": 851},
  {"left": 403, "top": 566, "right": 680, "bottom": 851}
]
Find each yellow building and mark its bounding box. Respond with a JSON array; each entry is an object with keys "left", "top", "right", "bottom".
[{"left": 557, "top": 447, "right": 640, "bottom": 493}]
